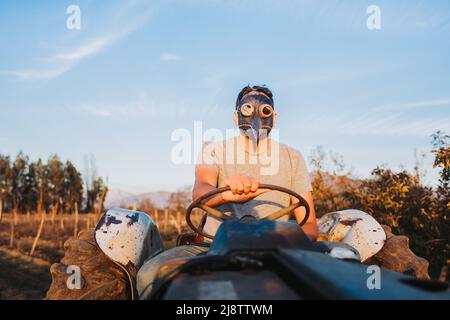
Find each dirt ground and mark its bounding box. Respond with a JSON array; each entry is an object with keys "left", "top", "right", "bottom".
[
  {"left": 0, "top": 215, "right": 68, "bottom": 300},
  {"left": 0, "top": 238, "right": 178, "bottom": 300},
  {"left": 0, "top": 212, "right": 198, "bottom": 300},
  {"left": 0, "top": 247, "right": 52, "bottom": 300}
]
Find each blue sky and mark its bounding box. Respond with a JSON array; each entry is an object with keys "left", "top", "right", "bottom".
[{"left": 0, "top": 0, "right": 449, "bottom": 193}]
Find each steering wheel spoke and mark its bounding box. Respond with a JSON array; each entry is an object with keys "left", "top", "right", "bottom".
[
  {"left": 198, "top": 204, "right": 233, "bottom": 220},
  {"left": 262, "top": 202, "right": 301, "bottom": 221}
]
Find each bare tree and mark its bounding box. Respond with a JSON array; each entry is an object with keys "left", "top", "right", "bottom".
[
  {"left": 139, "top": 198, "right": 156, "bottom": 213},
  {"left": 0, "top": 155, "right": 12, "bottom": 223},
  {"left": 168, "top": 185, "right": 192, "bottom": 213}
]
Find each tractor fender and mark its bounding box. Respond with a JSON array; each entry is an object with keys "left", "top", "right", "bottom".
[
  {"left": 317, "top": 209, "right": 386, "bottom": 262},
  {"left": 94, "top": 208, "right": 163, "bottom": 271}
]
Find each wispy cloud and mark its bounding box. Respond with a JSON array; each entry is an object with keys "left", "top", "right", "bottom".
[
  {"left": 53, "top": 36, "right": 117, "bottom": 62},
  {"left": 382, "top": 98, "right": 450, "bottom": 110},
  {"left": 301, "top": 98, "right": 450, "bottom": 138},
  {"left": 160, "top": 52, "right": 180, "bottom": 61},
  {"left": 78, "top": 95, "right": 220, "bottom": 118},
  {"left": 7, "top": 3, "right": 152, "bottom": 80},
  {"left": 6, "top": 65, "right": 72, "bottom": 80},
  {"left": 304, "top": 111, "right": 449, "bottom": 137},
  {"left": 51, "top": 19, "right": 146, "bottom": 64},
  {"left": 82, "top": 104, "right": 114, "bottom": 117}
]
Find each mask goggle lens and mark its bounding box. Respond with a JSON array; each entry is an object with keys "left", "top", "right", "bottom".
[
  {"left": 259, "top": 104, "right": 274, "bottom": 118},
  {"left": 240, "top": 103, "right": 255, "bottom": 117}
]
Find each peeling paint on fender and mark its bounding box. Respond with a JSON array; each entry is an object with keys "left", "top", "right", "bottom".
[
  {"left": 318, "top": 210, "right": 386, "bottom": 262},
  {"left": 94, "top": 208, "right": 163, "bottom": 270}
]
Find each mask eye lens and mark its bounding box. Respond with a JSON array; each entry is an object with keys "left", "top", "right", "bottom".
[
  {"left": 259, "top": 104, "right": 273, "bottom": 118},
  {"left": 240, "top": 103, "right": 255, "bottom": 117}
]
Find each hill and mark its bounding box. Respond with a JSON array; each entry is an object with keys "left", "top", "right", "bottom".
[{"left": 105, "top": 189, "right": 173, "bottom": 209}]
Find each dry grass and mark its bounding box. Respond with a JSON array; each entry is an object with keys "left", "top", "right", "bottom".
[{"left": 0, "top": 209, "right": 203, "bottom": 299}]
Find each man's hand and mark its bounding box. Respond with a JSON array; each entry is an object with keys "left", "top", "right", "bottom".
[
  {"left": 224, "top": 174, "right": 259, "bottom": 195},
  {"left": 221, "top": 174, "right": 268, "bottom": 203},
  {"left": 192, "top": 166, "right": 267, "bottom": 207}
]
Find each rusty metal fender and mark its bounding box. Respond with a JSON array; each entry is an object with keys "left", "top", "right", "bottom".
[
  {"left": 95, "top": 208, "right": 163, "bottom": 271},
  {"left": 317, "top": 209, "right": 386, "bottom": 262}
]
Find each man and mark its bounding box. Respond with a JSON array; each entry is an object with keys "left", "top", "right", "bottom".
[
  {"left": 136, "top": 85, "right": 317, "bottom": 298},
  {"left": 192, "top": 85, "right": 317, "bottom": 240}
]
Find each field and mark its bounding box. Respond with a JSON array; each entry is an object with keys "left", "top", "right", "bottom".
[
  {"left": 0, "top": 133, "right": 448, "bottom": 299},
  {"left": 0, "top": 210, "right": 201, "bottom": 300}
]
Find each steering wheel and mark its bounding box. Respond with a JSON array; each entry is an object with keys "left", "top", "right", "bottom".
[{"left": 186, "top": 184, "right": 310, "bottom": 239}]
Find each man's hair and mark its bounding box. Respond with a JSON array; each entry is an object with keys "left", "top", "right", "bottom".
[{"left": 235, "top": 85, "right": 274, "bottom": 110}]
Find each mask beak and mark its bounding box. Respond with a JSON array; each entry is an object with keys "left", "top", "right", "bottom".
[{"left": 240, "top": 119, "right": 268, "bottom": 144}]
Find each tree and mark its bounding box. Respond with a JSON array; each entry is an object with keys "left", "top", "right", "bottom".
[
  {"left": 0, "top": 151, "right": 108, "bottom": 216},
  {"left": 0, "top": 154, "right": 12, "bottom": 222},
  {"left": 84, "top": 154, "right": 101, "bottom": 212},
  {"left": 87, "top": 177, "right": 108, "bottom": 214},
  {"left": 431, "top": 131, "right": 450, "bottom": 205},
  {"left": 23, "top": 160, "right": 38, "bottom": 213},
  {"left": 168, "top": 186, "right": 192, "bottom": 213},
  {"left": 138, "top": 198, "right": 155, "bottom": 213},
  {"left": 430, "top": 131, "right": 450, "bottom": 276},
  {"left": 34, "top": 159, "right": 49, "bottom": 213},
  {"left": 47, "top": 155, "right": 65, "bottom": 222},
  {"left": 62, "top": 161, "right": 83, "bottom": 214},
  {"left": 11, "top": 152, "right": 28, "bottom": 220},
  {"left": 308, "top": 146, "right": 358, "bottom": 216}
]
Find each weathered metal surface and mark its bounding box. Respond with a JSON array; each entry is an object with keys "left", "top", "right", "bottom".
[
  {"left": 152, "top": 246, "right": 450, "bottom": 300},
  {"left": 208, "top": 220, "right": 315, "bottom": 256},
  {"left": 94, "top": 208, "right": 163, "bottom": 270},
  {"left": 317, "top": 209, "right": 386, "bottom": 262},
  {"left": 365, "top": 224, "right": 430, "bottom": 279},
  {"left": 162, "top": 270, "right": 301, "bottom": 300},
  {"left": 328, "top": 246, "right": 360, "bottom": 261}
]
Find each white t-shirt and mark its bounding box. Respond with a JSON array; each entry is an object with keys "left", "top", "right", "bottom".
[{"left": 197, "top": 137, "right": 312, "bottom": 237}]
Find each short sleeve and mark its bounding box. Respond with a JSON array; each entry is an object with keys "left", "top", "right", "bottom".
[{"left": 290, "top": 148, "right": 312, "bottom": 194}]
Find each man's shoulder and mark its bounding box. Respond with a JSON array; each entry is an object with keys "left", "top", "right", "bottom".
[{"left": 277, "top": 142, "right": 304, "bottom": 158}]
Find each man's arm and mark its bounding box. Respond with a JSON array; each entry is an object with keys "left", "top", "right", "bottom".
[
  {"left": 192, "top": 164, "right": 223, "bottom": 207},
  {"left": 291, "top": 192, "right": 318, "bottom": 241}
]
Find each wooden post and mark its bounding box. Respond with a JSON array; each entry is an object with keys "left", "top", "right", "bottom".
[
  {"left": 86, "top": 213, "right": 91, "bottom": 229},
  {"left": 164, "top": 209, "right": 169, "bottom": 234},
  {"left": 59, "top": 210, "right": 64, "bottom": 230},
  {"left": 0, "top": 197, "right": 3, "bottom": 224},
  {"left": 73, "top": 202, "right": 79, "bottom": 238},
  {"left": 154, "top": 209, "right": 159, "bottom": 226},
  {"left": 13, "top": 209, "right": 18, "bottom": 225},
  {"left": 96, "top": 187, "right": 108, "bottom": 221},
  {"left": 177, "top": 210, "right": 182, "bottom": 226},
  {"left": 173, "top": 211, "right": 181, "bottom": 234},
  {"left": 51, "top": 205, "right": 56, "bottom": 226},
  {"left": 30, "top": 211, "right": 46, "bottom": 257},
  {"left": 9, "top": 219, "right": 14, "bottom": 248}
]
